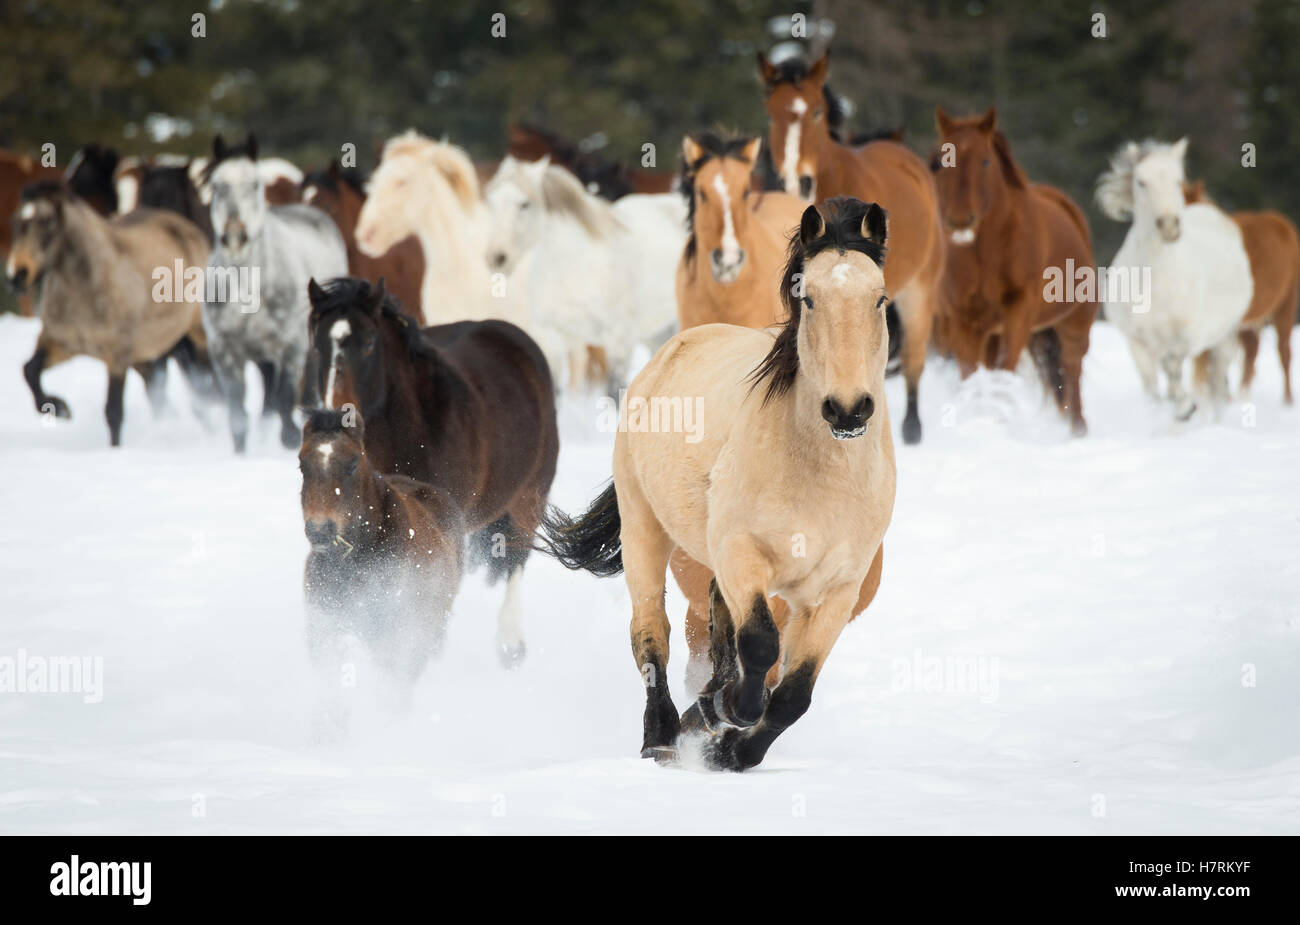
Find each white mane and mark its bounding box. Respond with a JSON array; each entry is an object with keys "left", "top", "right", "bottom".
[{"left": 1096, "top": 138, "right": 1185, "bottom": 222}]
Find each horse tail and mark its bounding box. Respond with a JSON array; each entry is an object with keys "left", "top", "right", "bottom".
[
  {"left": 1029, "top": 328, "right": 1066, "bottom": 409},
  {"left": 536, "top": 481, "right": 623, "bottom": 577}
]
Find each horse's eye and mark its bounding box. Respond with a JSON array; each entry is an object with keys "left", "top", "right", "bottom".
[
  {"left": 804, "top": 294, "right": 815, "bottom": 310},
  {"left": 982, "top": 159, "right": 990, "bottom": 168},
  {"left": 698, "top": 188, "right": 707, "bottom": 202},
  {"left": 520, "top": 201, "right": 530, "bottom": 211},
  {"left": 876, "top": 295, "right": 887, "bottom": 309}
]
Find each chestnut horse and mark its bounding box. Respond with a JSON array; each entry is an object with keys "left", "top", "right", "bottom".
[
  {"left": 1184, "top": 180, "right": 1297, "bottom": 403},
  {"left": 302, "top": 162, "right": 426, "bottom": 324},
  {"left": 305, "top": 277, "right": 558, "bottom": 666},
  {"left": 542, "top": 198, "right": 895, "bottom": 770},
  {"left": 933, "top": 107, "right": 1098, "bottom": 434},
  {"left": 759, "top": 51, "right": 944, "bottom": 444},
  {"left": 300, "top": 408, "right": 465, "bottom": 722}
]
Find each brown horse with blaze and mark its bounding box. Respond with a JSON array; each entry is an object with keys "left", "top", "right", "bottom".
[
  {"left": 933, "top": 106, "right": 1097, "bottom": 435},
  {"left": 759, "top": 51, "right": 944, "bottom": 444}
]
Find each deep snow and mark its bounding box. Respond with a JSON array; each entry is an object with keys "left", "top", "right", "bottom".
[{"left": 1, "top": 313, "right": 1297, "bottom": 834}]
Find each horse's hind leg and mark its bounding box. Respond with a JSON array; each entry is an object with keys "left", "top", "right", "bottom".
[
  {"left": 1274, "top": 297, "right": 1295, "bottom": 404},
  {"left": 616, "top": 476, "right": 681, "bottom": 756},
  {"left": 257, "top": 360, "right": 278, "bottom": 418},
  {"left": 1238, "top": 329, "right": 1261, "bottom": 397},
  {"left": 1161, "top": 349, "right": 1195, "bottom": 420},
  {"left": 668, "top": 550, "right": 713, "bottom": 696},
  {"left": 1053, "top": 303, "right": 1094, "bottom": 436},
  {"left": 105, "top": 367, "right": 127, "bottom": 447},
  {"left": 134, "top": 359, "right": 169, "bottom": 418},
  {"left": 893, "top": 281, "right": 935, "bottom": 445},
  {"left": 474, "top": 513, "right": 531, "bottom": 668},
  {"left": 271, "top": 358, "right": 303, "bottom": 449},
  {"left": 211, "top": 346, "right": 249, "bottom": 452}
]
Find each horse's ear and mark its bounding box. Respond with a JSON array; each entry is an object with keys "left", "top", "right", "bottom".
[
  {"left": 246, "top": 134, "right": 259, "bottom": 161},
  {"left": 1171, "top": 136, "right": 1189, "bottom": 162},
  {"left": 740, "top": 136, "right": 763, "bottom": 166},
  {"left": 861, "top": 202, "right": 889, "bottom": 248},
  {"left": 307, "top": 277, "right": 327, "bottom": 307},
  {"left": 681, "top": 135, "right": 703, "bottom": 167},
  {"left": 212, "top": 135, "right": 227, "bottom": 160},
  {"left": 346, "top": 411, "right": 365, "bottom": 445},
  {"left": 799, "top": 204, "right": 825, "bottom": 246},
  {"left": 977, "top": 106, "right": 997, "bottom": 134},
  {"left": 935, "top": 106, "right": 955, "bottom": 137},
  {"left": 525, "top": 155, "right": 550, "bottom": 184},
  {"left": 757, "top": 51, "right": 778, "bottom": 87},
  {"left": 807, "top": 50, "right": 830, "bottom": 84}
]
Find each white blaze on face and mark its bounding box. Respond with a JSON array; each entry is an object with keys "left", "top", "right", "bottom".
[
  {"left": 711, "top": 172, "right": 741, "bottom": 267},
  {"left": 324, "top": 319, "right": 351, "bottom": 407},
  {"left": 830, "top": 262, "right": 853, "bottom": 286},
  {"left": 116, "top": 175, "right": 139, "bottom": 214},
  {"left": 782, "top": 97, "right": 807, "bottom": 197},
  {"left": 318, "top": 442, "right": 334, "bottom": 461}
]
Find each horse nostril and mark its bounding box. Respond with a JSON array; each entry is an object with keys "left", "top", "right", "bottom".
[
  {"left": 820, "top": 398, "right": 842, "bottom": 426},
  {"left": 854, "top": 394, "right": 875, "bottom": 421},
  {"left": 8, "top": 268, "right": 28, "bottom": 291},
  {"left": 710, "top": 248, "right": 723, "bottom": 265},
  {"left": 491, "top": 252, "right": 507, "bottom": 268}
]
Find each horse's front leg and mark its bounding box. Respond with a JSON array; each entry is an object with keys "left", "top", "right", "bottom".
[
  {"left": 22, "top": 338, "right": 71, "bottom": 419},
  {"left": 704, "top": 581, "right": 859, "bottom": 772},
  {"left": 707, "top": 537, "right": 779, "bottom": 729},
  {"left": 104, "top": 367, "right": 127, "bottom": 447},
  {"left": 210, "top": 343, "right": 249, "bottom": 453},
  {"left": 1160, "top": 349, "right": 1194, "bottom": 419},
  {"left": 273, "top": 350, "right": 304, "bottom": 449}
]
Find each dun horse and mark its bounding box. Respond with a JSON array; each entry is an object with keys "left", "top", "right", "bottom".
[
  {"left": 305, "top": 277, "right": 558, "bottom": 665},
  {"left": 542, "top": 198, "right": 896, "bottom": 770},
  {"left": 302, "top": 161, "right": 425, "bottom": 323},
  {"left": 933, "top": 107, "right": 1098, "bottom": 434},
  {"left": 1184, "top": 180, "right": 1297, "bottom": 403},
  {"left": 6, "top": 181, "right": 210, "bottom": 445},
  {"left": 300, "top": 409, "right": 464, "bottom": 718},
  {"left": 202, "top": 134, "right": 348, "bottom": 451},
  {"left": 1096, "top": 139, "right": 1253, "bottom": 419},
  {"left": 759, "top": 51, "right": 944, "bottom": 443}
]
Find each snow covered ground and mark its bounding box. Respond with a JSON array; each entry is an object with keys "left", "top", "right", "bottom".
[{"left": 1, "top": 312, "right": 1296, "bottom": 835}]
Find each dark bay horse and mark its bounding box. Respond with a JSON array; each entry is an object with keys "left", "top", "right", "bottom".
[
  {"left": 508, "top": 123, "right": 674, "bottom": 199},
  {"left": 933, "top": 107, "right": 1097, "bottom": 434},
  {"left": 305, "top": 277, "right": 558, "bottom": 666},
  {"left": 759, "top": 51, "right": 944, "bottom": 444},
  {"left": 302, "top": 162, "right": 425, "bottom": 323},
  {"left": 300, "top": 408, "right": 465, "bottom": 722}
]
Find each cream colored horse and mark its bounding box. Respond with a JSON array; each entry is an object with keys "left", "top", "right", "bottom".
[
  {"left": 355, "top": 131, "right": 516, "bottom": 325},
  {"left": 542, "top": 198, "right": 896, "bottom": 771}
]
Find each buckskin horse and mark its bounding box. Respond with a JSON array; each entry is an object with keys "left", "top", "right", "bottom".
[{"left": 542, "top": 198, "right": 896, "bottom": 770}]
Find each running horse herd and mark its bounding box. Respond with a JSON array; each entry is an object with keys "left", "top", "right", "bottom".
[{"left": 4, "top": 51, "right": 1296, "bottom": 770}]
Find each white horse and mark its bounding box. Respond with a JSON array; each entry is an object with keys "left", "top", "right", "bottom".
[
  {"left": 1096, "top": 138, "right": 1253, "bottom": 419},
  {"left": 484, "top": 155, "right": 685, "bottom": 390},
  {"left": 354, "top": 131, "right": 514, "bottom": 326}
]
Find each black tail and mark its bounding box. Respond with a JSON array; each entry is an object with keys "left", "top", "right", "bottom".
[
  {"left": 885, "top": 301, "right": 903, "bottom": 378},
  {"left": 1029, "top": 328, "right": 1066, "bottom": 409},
  {"left": 536, "top": 481, "right": 624, "bottom": 577}
]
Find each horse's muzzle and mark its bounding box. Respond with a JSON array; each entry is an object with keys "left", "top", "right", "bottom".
[
  {"left": 709, "top": 248, "right": 746, "bottom": 283},
  {"left": 305, "top": 519, "right": 338, "bottom": 550},
  {"left": 6, "top": 268, "right": 28, "bottom": 293},
  {"left": 1156, "top": 215, "right": 1181, "bottom": 243},
  {"left": 822, "top": 394, "right": 874, "bottom": 440}
]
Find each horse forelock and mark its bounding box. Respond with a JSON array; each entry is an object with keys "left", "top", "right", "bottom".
[
  {"left": 1096, "top": 139, "right": 1178, "bottom": 221},
  {"left": 680, "top": 132, "right": 759, "bottom": 263},
  {"left": 750, "top": 197, "right": 886, "bottom": 403}
]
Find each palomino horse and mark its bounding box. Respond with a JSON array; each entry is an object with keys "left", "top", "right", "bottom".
[
  {"left": 1096, "top": 139, "right": 1253, "bottom": 419},
  {"left": 305, "top": 277, "right": 558, "bottom": 666},
  {"left": 302, "top": 161, "right": 425, "bottom": 323},
  {"left": 1184, "top": 180, "right": 1297, "bottom": 403},
  {"left": 933, "top": 107, "right": 1097, "bottom": 434},
  {"left": 355, "top": 131, "right": 512, "bottom": 326},
  {"left": 6, "top": 181, "right": 211, "bottom": 445},
  {"left": 1, "top": 149, "right": 63, "bottom": 316},
  {"left": 300, "top": 408, "right": 465, "bottom": 725},
  {"left": 202, "top": 134, "right": 348, "bottom": 451},
  {"left": 759, "top": 51, "right": 944, "bottom": 444},
  {"left": 484, "top": 155, "right": 684, "bottom": 390},
  {"left": 542, "top": 198, "right": 896, "bottom": 770}
]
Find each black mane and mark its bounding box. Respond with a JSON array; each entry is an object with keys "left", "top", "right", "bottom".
[
  {"left": 678, "top": 131, "right": 759, "bottom": 265},
  {"left": 311, "top": 277, "right": 433, "bottom": 362},
  {"left": 302, "top": 164, "right": 369, "bottom": 197},
  {"left": 306, "top": 408, "right": 352, "bottom": 437},
  {"left": 750, "top": 197, "right": 888, "bottom": 403},
  {"left": 20, "top": 179, "right": 68, "bottom": 203}
]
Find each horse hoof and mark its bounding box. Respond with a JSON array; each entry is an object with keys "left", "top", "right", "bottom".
[
  {"left": 497, "top": 641, "right": 526, "bottom": 670},
  {"left": 712, "top": 685, "right": 767, "bottom": 729},
  {"left": 902, "top": 414, "right": 922, "bottom": 445},
  {"left": 1070, "top": 418, "right": 1088, "bottom": 438},
  {"left": 700, "top": 728, "right": 746, "bottom": 772},
  {"left": 280, "top": 425, "right": 302, "bottom": 449},
  {"left": 1175, "top": 402, "right": 1197, "bottom": 422},
  {"left": 41, "top": 397, "right": 71, "bottom": 419},
  {"left": 642, "top": 745, "right": 679, "bottom": 765}
]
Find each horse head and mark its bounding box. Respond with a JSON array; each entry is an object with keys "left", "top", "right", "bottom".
[
  {"left": 207, "top": 134, "right": 265, "bottom": 259},
  {"left": 753, "top": 197, "right": 891, "bottom": 440},
  {"left": 758, "top": 50, "right": 832, "bottom": 202},
  {"left": 933, "top": 106, "right": 1027, "bottom": 247},
  {"left": 6, "top": 181, "right": 70, "bottom": 294},
  {"left": 680, "top": 132, "right": 763, "bottom": 284},
  {"left": 484, "top": 155, "right": 549, "bottom": 275},
  {"left": 1097, "top": 137, "right": 1189, "bottom": 243},
  {"left": 308, "top": 275, "right": 407, "bottom": 417},
  {"left": 299, "top": 407, "right": 375, "bottom": 557}
]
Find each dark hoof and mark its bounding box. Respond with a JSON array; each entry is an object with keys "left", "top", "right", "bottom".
[
  {"left": 1070, "top": 417, "right": 1088, "bottom": 438},
  {"left": 642, "top": 745, "right": 680, "bottom": 765},
  {"left": 41, "top": 397, "right": 71, "bottom": 419},
  {"left": 497, "top": 640, "right": 526, "bottom": 670},
  {"left": 280, "top": 424, "right": 302, "bottom": 449},
  {"left": 679, "top": 700, "right": 710, "bottom": 736},
  {"left": 232, "top": 433, "right": 247, "bottom": 454},
  {"left": 902, "top": 413, "right": 922, "bottom": 445},
  {"left": 713, "top": 683, "right": 768, "bottom": 729},
  {"left": 1175, "top": 402, "right": 1196, "bottom": 423},
  {"left": 641, "top": 696, "right": 682, "bottom": 757},
  {"left": 700, "top": 728, "right": 746, "bottom": 772}
]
